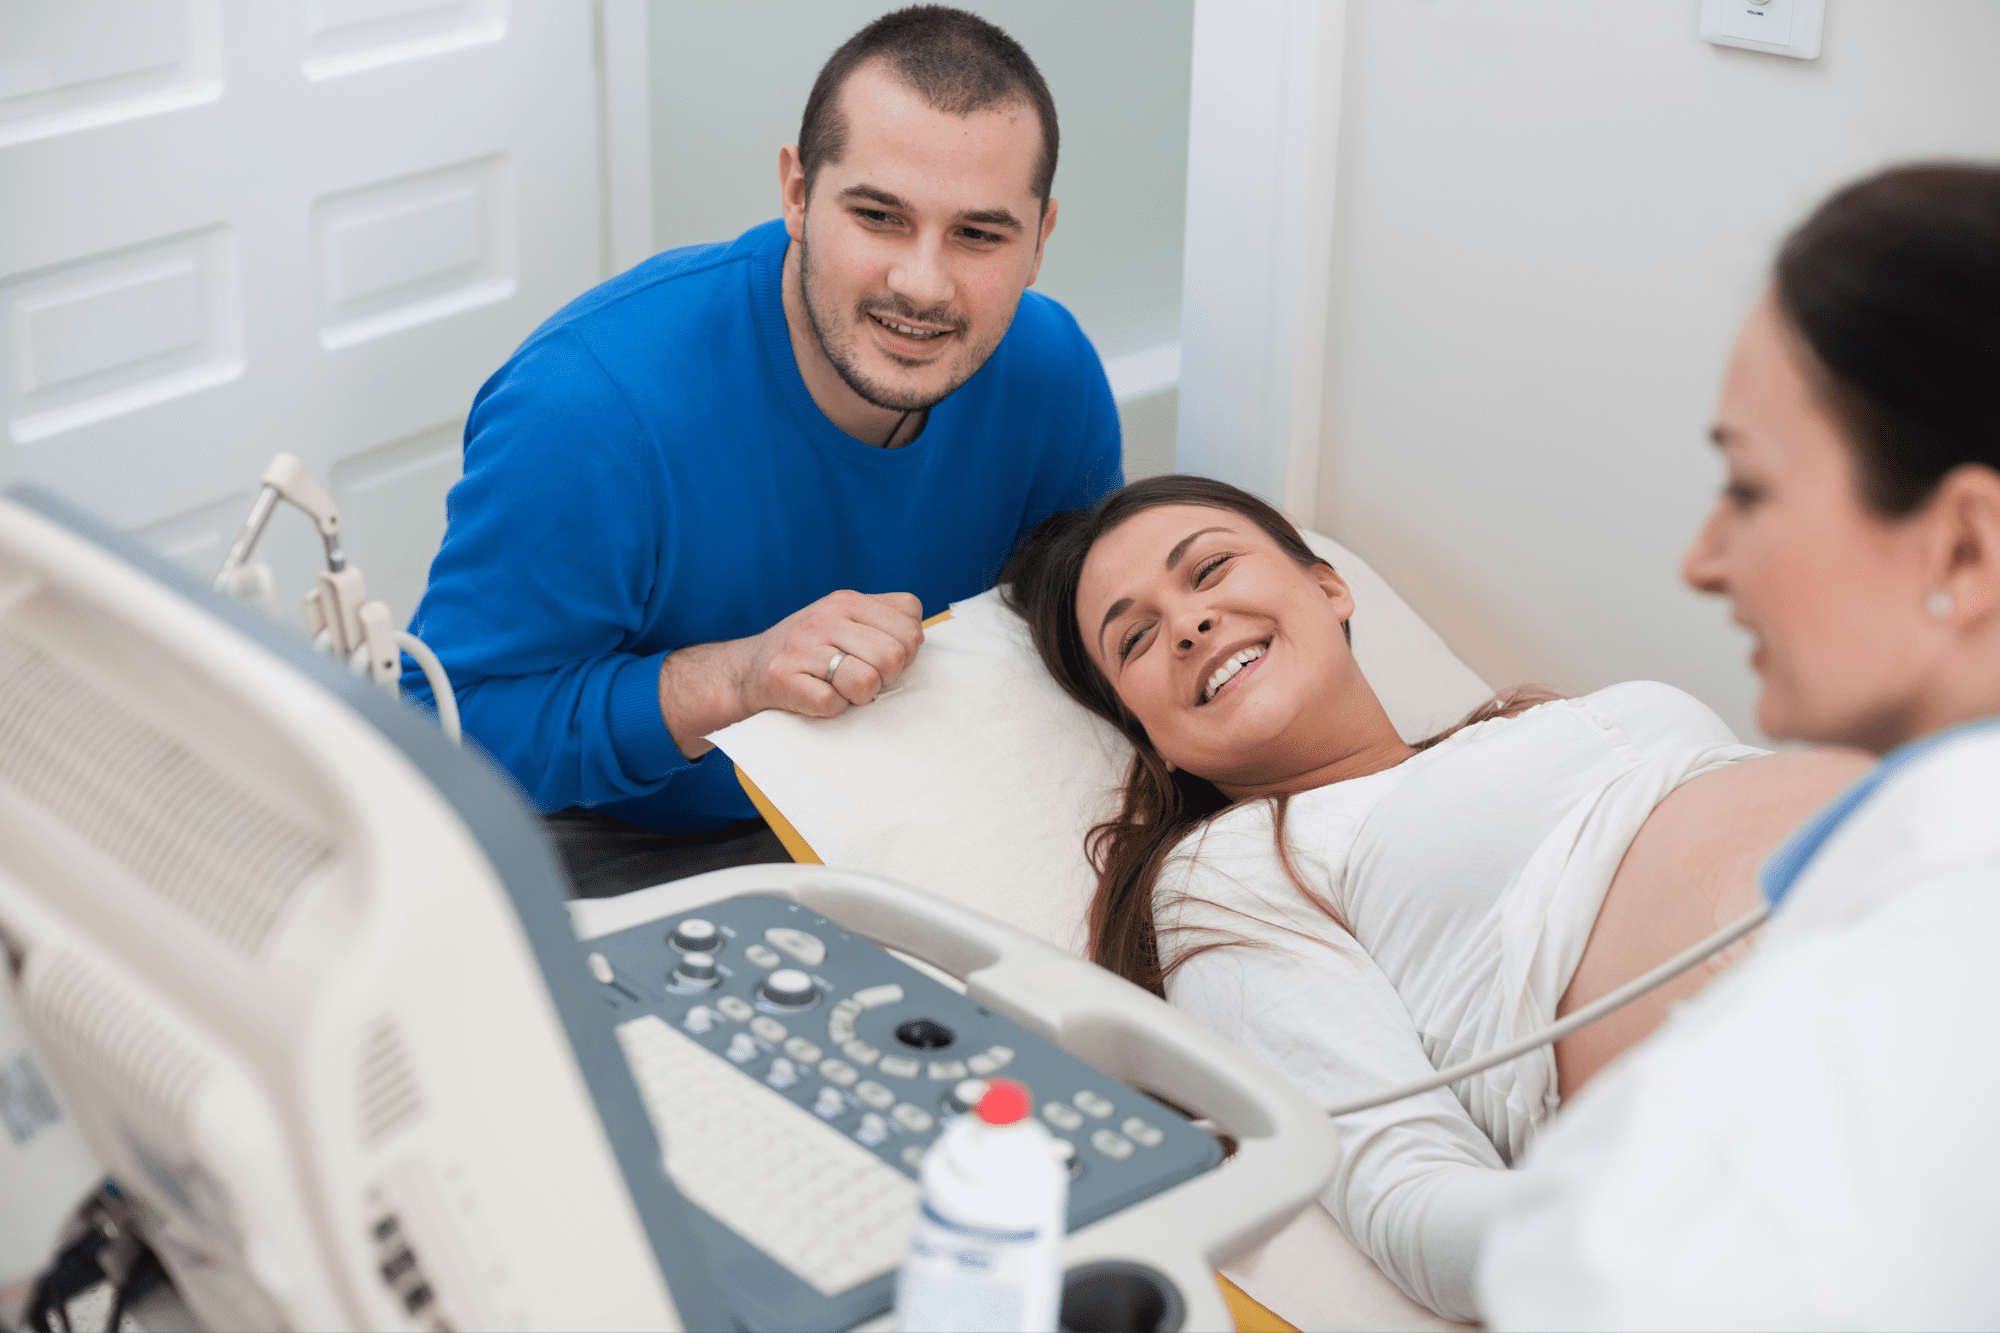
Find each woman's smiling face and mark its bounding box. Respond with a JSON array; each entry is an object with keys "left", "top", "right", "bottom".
[{"left": 1075, "top": 503, "right": 1385, "bottom": 795}]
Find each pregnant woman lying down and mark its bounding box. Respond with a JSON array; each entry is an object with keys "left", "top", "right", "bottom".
[{"left": 999, "top": 475, "right": 1867, "bottom": 1321}]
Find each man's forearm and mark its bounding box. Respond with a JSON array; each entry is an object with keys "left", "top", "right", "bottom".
[{"left": 658, "top": 639, "right": 750, "bottom": 760}]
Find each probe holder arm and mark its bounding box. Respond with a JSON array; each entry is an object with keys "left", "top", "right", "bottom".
[{"left": 259, "top": 453, "right": 341, "bottom": 542}]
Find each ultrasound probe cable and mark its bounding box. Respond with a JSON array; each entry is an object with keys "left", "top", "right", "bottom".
[{"left": 1323, "top": 902, "right": 1770, "bottom": 1118}]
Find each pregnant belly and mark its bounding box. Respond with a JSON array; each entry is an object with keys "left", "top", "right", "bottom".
[{"left": 1553, "top": 746, "right": 1870, "bottom": 1100}]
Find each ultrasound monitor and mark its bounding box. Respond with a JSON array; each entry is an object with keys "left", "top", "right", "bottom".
[{"left": 0, "top": 483, "right": 730, "bottom": 1331}]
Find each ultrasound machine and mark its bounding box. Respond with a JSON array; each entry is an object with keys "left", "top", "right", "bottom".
[{"left": 0, "top": 483, "right": 1335, "bottom": 1331}]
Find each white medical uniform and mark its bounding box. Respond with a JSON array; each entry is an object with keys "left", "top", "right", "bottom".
[
  {"left": 1477, "top": 718, "right": 2000, "bottom": 1330},
  {"left": 1157, "top": 682, "right": 1761, "bottom": 1320}
]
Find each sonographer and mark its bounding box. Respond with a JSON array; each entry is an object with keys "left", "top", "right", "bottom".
[
  {"left": 1479, "top": 162, "right": 2000, "bottom": 1327},
  {"left": 402, "top": 8, "right": 1122, "bottom": 895}
]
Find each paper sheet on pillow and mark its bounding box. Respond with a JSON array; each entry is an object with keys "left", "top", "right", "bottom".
[{"left": 707, "top": 529, "right": 1492, "bottom": 957}]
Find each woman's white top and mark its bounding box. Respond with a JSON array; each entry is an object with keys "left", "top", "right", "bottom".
[
  {"left": 1478, "top": 720, "right": 2000, "bottom": 1329},
  {"left": 1156, "top": 682, "right": 1761, "bottom": 1320}
]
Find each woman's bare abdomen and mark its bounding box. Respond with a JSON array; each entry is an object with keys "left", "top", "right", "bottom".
[{"left": 1553, "top": 747, "right": 1871, "bottom": 1100}]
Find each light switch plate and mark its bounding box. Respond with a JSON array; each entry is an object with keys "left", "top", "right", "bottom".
[{"left": 1701, "top": 0, "right": 1824, "bottom": 60}]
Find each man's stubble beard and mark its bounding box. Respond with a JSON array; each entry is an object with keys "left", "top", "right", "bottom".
[{"left": 797, "top": 227, "right": 1005, "bottom": 415}]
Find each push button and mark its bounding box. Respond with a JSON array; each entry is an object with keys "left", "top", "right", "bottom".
[
  {"left": 856, "top": 1081, "right": 896, "bottom": 1110},
  {"left": 716, "top": 996, "right": 753, "bottom": 1022},
  {"left": 750, "top": 1016, "right": 787, "bottom": 1043},
  {"left": 891, "top": 1103, "right": 934, "bottom": 1133},
  {"left": 853, "top": 984, "right": 904, "bottom": 1009},
  {"left": 818, "top": 1059, "right": 858, "bottom": 1087},
  {"left": 966, "top": 1045, "right": 1015, "bottom": 1076},
  {"left": 1122, "top": 1117, "right": 1164, "bottom": 1147},
  {"left": 878, "top": 1056, "right": 920, "bottom": 1079},
  {"left": 1090, "top": 1129, "right": 1134, "bottom": 1160},
  {"left": 784, "top": 1037, "right": 823, "bottom": 1063},
  {"left": 1042, "top": 1102, "right": 1084, "bottom": 1132},
  {"left": 1074, "top": 1090, "right": 1115, "bottom": 1119},
  {"left": 743, "top": 944, "right": 783, "bottom": 969},
  {"left": 765, "top": 927, "right": 827, "bottom": 967}
]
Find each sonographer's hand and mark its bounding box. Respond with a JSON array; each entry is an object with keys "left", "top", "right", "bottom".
[{"left": 659, "top": 590, "right": 925, "bottom": 759}]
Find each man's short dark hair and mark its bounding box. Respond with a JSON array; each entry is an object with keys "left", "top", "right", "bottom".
[{"left": 797, "top": 6, "right": 1059, "bottom": 206}]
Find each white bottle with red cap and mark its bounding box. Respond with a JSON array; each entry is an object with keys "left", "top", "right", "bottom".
[{"left": 895, "top": 1077, "right": 1068, "bottom": 1332}]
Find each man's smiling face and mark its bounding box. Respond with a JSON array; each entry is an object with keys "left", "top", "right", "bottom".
[{"left": 788, "top": 60, "right": 1056, "bottom": 413}]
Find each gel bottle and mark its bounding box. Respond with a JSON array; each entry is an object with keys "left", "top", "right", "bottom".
[{"left": 895, "top": 1078, "right": 1068, "bottom": 1332}]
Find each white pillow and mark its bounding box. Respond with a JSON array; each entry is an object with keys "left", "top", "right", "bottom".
[
  {"left": 708, "top": 528, "right": 1493, "bottom": 954},
  {"left": 706, "top": 528, "right": 1488, "bottom": 1332}
]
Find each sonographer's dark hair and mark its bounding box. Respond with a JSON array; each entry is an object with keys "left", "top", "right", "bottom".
[
  {"left": 1000, "top": 475, "right": 1549, "bottom": 996},
  {"left": 797, "top": 6, "right": 1059, "bottom": 206},
  {"left": 1776, "top": 162, "right": 2000, "bottom": 516}
]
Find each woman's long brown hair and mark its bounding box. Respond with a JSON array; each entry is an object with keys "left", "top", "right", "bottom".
[{"left": 1000, "top": 475, "right": 1550, "bottom": 996}]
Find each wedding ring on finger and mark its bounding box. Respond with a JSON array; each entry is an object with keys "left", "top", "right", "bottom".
[{"left": 824, "top": 650, "right": 847, "bottom": 684}]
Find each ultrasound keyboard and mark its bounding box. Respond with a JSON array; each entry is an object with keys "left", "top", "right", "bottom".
[{"left": 581, "top": 891, "right": 1223, "bottom": 1332}]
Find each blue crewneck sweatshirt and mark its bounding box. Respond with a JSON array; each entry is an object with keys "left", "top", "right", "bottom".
[{"left": 407, "top": 219, "right": 1122, "bottom": 832}]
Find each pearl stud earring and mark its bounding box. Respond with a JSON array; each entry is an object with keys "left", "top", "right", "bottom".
[{"left": 1927, "top": 589, "right": 1954, "bottom": 620}]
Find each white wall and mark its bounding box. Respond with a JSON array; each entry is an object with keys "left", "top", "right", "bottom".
[
  {"left": 1314, "top": 0, "right": 2000, "bottom": 742},
  {"left": 645, "top": 0, "right": 1193, "bottom": 477},
  {"left": 1175, "top": 0, "right": 1345, "bottom": 513}
]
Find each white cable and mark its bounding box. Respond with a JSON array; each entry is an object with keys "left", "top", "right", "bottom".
[
  {"left": 1324, "top": 902, "right": 1770, "bottom": 1118},
  {"left": 395, "top": 631, "right": 460, "bottom": 747}
]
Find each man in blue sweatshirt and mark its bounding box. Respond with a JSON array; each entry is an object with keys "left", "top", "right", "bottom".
[{"left": 408, "top": 7, "right": 1123, "bottom": 890}]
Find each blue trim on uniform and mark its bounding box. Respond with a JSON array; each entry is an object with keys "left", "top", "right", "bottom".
[{"left": 1760, "top": 715, "right": 2000, "bottom": 909}]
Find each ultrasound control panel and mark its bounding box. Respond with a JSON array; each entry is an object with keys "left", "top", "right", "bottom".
[{"left": 583, "top": 892, "right": 1223, "bottom": 1330}]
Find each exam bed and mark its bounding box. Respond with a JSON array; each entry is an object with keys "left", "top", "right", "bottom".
[{"left": 710, "top": 528, "right": 1489, "bottom": 1332}]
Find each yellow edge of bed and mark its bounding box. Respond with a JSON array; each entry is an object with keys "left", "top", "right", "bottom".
[
  {"left": 1220, "top": 1276, "right": 1298, "bottom": 1332},
  {"left": 730, "top": 609, "right": 1297, "bottom": 1333},
  {"left": 736, "top": 765, "right": 824, "bottom": 865}
]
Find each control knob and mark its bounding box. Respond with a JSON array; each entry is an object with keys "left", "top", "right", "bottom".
[
  {"left": 670, "top": 918, "right": 719, "bottom": 952},
  {"left": 944, "top": 1078, "right": 990, "bottom": 1115},
  {"left": 758, "top": 968, "right": 819, "bottom": 1009},
  {"left": 672, "top": 951, "right": 719, "bottom": 989}
]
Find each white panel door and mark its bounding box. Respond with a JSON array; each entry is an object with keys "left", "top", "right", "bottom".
[{"left": 0, "top": 0, "right": 604, "bottom": 627}]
